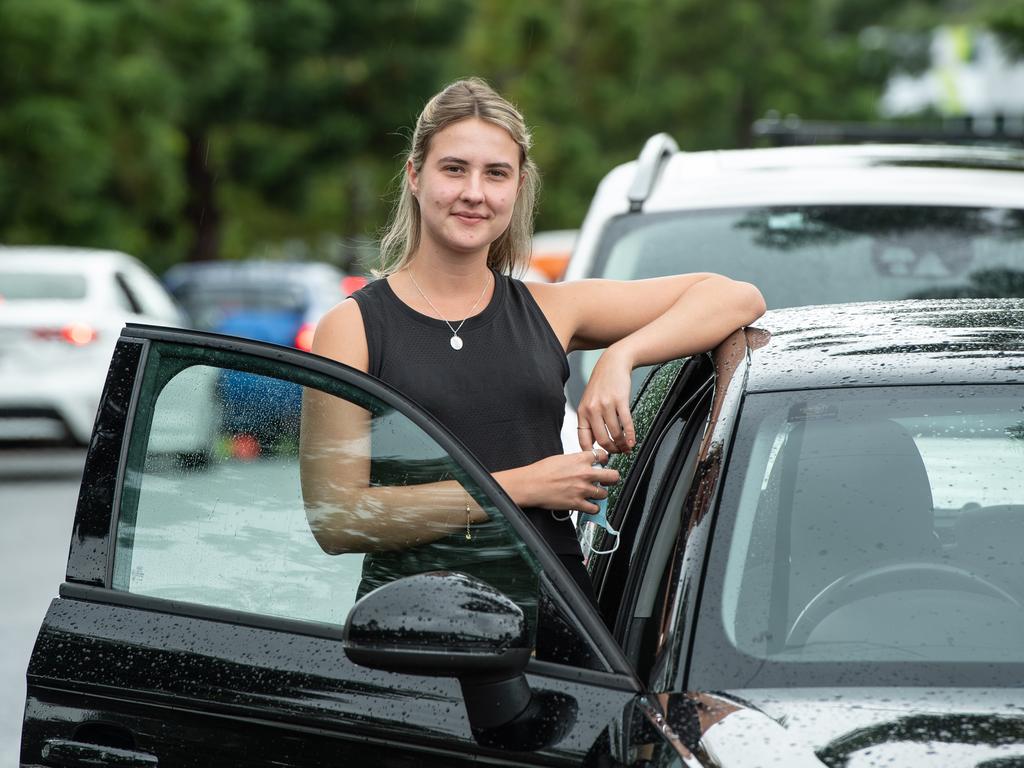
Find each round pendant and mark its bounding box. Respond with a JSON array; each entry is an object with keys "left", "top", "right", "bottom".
[{"left": 450, "top": 335, "right": 463, "bottom": 350}]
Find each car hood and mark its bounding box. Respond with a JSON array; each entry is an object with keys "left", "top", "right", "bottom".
[{"left": 677, "top": 688, "right": 1024, "bottom": 767}]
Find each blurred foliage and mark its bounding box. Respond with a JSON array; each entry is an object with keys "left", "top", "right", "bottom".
[
  {"left": 0, "top": 0, "right": 467, "bottom": 271},
  {"left": 0, "top": 0, "right": 1015, "bottom": 272},
  {"left": 989, "top": 2, "right": 1024, "bottom": 57}
]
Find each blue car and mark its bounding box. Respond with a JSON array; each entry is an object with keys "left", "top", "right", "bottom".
[{"left": 164, "top": 261, "right": 363, "bottom": 444}]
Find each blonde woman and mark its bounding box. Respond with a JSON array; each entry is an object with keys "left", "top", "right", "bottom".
[{"left": 301, "top": 78, "right": 765, "bottom": 598}]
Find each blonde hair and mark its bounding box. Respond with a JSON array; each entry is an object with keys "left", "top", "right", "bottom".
[{"left": 376, "top": 77, "right": 539, "bottom": 277}]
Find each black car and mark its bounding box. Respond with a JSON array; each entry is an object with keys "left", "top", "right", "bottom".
[{"left": 21, "top": 299, "right": 1024, "bottom": 767}]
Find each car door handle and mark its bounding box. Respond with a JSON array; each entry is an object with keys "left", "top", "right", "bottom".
[{"left": 42, "top": 738, "right": 158, "bottom": 767}]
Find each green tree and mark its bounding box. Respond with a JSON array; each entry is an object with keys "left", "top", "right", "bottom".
[
  {"left": 0, "top": 0, "right": 186, "bottom": 267},
  {"left": 989, "top": 2, "right": 1024, "bottom": 56},
  {"left": 124, "top": 0, "right": 260, "bottom": 263},
  {"left": 216, "top": 0, "right": 472, "bottom": 266}
]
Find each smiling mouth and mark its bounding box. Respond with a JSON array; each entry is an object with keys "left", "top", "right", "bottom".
[{"left": 453, "top": 212, "right": 487, "bottom": 221}]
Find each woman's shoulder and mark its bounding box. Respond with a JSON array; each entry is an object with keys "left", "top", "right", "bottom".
[
  {"left": 321, "top": 294, "right": 364, "bottom": 324},
  {"left": 515, "top": 278, "right": 580, "bottom": 351},
  {"left": 312, "top": 297, "right": 369, "bottom": 372},
  {"left": 519, "top": 276, "right": 583, "bottom": 310}
]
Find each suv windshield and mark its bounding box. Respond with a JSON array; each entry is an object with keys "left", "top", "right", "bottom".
[
  {"left": 691, "top": 384, "right": 1024, "bottom": 689},
  {"left": 569, "top": 205, "right": 1024, "bottom": 404}
]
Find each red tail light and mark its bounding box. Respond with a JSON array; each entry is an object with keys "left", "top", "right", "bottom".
[
  {"left": 33, "top": 323, "right": 98, "bottom": 345},
  {"left": 294, "top": 322, "right": 316, "bottom": 352},
  {"left": 341, "top": 275, "right": 368, "bottom": 296},
  {"left": 62, "top": 323, "right": 98, "bottom": 345}
]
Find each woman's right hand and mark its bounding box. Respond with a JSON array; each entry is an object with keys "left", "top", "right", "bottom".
[{"left": 495, "top": 451, "right": 620, "bottom": 514}]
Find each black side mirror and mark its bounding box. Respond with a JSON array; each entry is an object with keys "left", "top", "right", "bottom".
[
  {"left": 343, "top": 571, "right": 533, "bottom": 730},
  {"left": 344, "top": 571, "right": 577, "bottom": 749}
]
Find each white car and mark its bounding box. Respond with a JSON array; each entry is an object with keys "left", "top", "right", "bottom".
[
  {"left": 559, "top": 137, "right": 1024, "bottom": 451},
  {"left": 0, "top": 247, "right": 214, "bottom": 459}
]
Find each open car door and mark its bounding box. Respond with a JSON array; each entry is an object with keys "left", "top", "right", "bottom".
[{"left": 20, "top": 324, "right": 700, "bottom": 767}]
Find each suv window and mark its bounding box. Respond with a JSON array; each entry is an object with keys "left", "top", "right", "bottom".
[
  {"left": 112, "top": 342, "right": 543, "bottom": 632},
  {"left": 570, "top": 205, "right": 1024, "bottom": 404}
]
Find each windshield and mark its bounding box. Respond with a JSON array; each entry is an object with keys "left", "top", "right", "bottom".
[
  {"left": 569, "top": 205, "right": 1024, "bottom": 405},
  {"left": 172, "top": 282, "right": 311, "bottom": 331},
  {"left": 0, "top": 272, "right": 87, "bottom": 301},
  {"left": 691, "top": 385, "right": 1024, "bottom": 689}
]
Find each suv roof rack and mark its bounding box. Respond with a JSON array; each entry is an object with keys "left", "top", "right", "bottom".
[
  {"left": 628, "top": 133, "right": 679, "bottom": 212},
  {"left": 753, "top": 115, "right": 1024, "bottom": 147}
]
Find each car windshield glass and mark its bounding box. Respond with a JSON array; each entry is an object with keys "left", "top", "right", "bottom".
[
  {"left": 569, "top": 205, "right": 1024, "bottom": 404},
  {"left": 172, "top": 283, "right": 308, "bottom": 330},
  {"left": 691, "top": 384, "right": 1024, "bottom": 689},
  {"left": 0, "top": 272, "right": 87, "bottom": 301}
]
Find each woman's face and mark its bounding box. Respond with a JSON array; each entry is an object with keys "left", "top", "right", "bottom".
[{"left": 408, "top": 117, "right": 523, "bottom": 260}]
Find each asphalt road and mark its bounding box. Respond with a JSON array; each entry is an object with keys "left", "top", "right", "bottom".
[{"left": 0, "top": 448, "right": 85, "bottom": 767}]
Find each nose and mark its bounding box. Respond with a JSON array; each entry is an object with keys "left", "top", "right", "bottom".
[{"left": 460, "top": 171, "right": 484, "bottom": 203}]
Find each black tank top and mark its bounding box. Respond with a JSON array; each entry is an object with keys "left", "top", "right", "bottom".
[{"left": 351, "top": 271, "right": 580, "bottom": 556}]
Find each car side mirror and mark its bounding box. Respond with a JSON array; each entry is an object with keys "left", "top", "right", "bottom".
[{"left": 343, "top": 571, "right": 533, "bottom": 731}]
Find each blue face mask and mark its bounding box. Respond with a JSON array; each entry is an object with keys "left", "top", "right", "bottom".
[{"left": 580, "top": 464, "right": 620, "bottom": 557}]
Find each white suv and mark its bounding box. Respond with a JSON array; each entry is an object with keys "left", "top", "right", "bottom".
[{"left": 560, "top": 135, "right": 1024, "bottom": 437}]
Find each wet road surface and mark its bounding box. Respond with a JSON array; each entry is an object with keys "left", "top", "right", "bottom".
[{"left": 0, "top": 448, "right": 85, "bottom": 766}]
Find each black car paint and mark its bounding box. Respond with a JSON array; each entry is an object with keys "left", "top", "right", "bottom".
[
  {"left": 746, "top": 300, "right": 1024, "bottom": 393},
  {"left": 661, "top": 331, "right": 752, "bottom": 695},
  {"left": 23, "top": 595, "right": 641, "bottom": 765},
  {"left": 68, "top": 339, "right": 145, "bottom": 587}
]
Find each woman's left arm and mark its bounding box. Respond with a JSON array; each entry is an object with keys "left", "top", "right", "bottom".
[{"left": 532, "top": 274, "right": 766, "bottom": 454}]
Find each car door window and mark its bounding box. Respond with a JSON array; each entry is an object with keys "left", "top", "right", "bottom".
[
  {"left": 111, "top": 341, "right": 543, "bottom": 633},
  {"left": 583, "top": 357, "right": 712, "bottom": 576},
  {"left": 124, "top": 266, "right": 184, "bottom": 323},
  {"left": 114, "top": 272, "right": 144, "bottom": 314},
  {"left": 579, "top": 359, "right": 688, "bottom": 559}
]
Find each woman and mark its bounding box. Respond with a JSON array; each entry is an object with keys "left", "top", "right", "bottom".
[{"left": 300, "top": 78, "right": 765, "bottom": 597}]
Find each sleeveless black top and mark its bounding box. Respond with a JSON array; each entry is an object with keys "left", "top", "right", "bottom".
[{"left": 351, "top": 271, "right": 580, "bottom": 557}]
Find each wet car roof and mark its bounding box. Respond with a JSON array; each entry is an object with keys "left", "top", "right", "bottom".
[{"left": 747, "top": 299, "right": 1024, "bottom": 392}]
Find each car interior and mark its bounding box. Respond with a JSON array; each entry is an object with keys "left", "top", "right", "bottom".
[
  {"left": 785, "top": 418, "right": 940, "bottom": 627},
  {"left": 717, "top": 388, "right": 1024, "bottom": 670}
]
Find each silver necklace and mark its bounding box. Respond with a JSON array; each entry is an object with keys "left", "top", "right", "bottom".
[{"left": 406, "top": 269, "right": 491, "bottom": 350}]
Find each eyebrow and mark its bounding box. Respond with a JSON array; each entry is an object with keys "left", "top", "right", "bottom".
[{"left": 437, "top": 156, "right": 515, "bottom": 171}]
